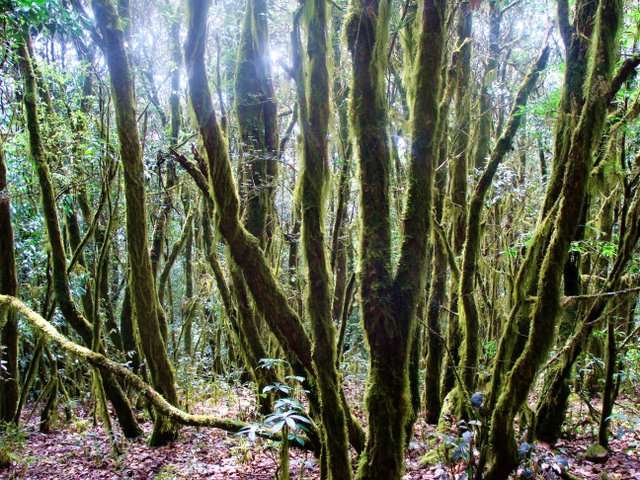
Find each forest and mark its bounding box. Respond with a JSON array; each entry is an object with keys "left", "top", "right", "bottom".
[{"left": 1, "top": 0, "right": 640, "bottom": 478}]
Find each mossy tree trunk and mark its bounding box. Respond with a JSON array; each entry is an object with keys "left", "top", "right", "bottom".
[
  {"left": 292, "top": 0, "right": 351, "bottom": 476},
  {"left": 441, "top": 1, "right": 472, "bottom": 400},
  {"left": 485, "top": 0, "right": 597, "bottom": 423},
  {"left": 346, "top": 0, "right": 446, "bottom": 477},
  {"left": 0, "top": 148, "right": 19, "bottom": 424},
  {"left": 150, "top": 3, "right": 182, "bottom": 282},
  {"left": 457, "top": 45, "right": 549, "bottom": 411},
  {"left": 91, "top": 0, "right": 180, "bottom": 446},
  {"left": 185, "top": 0, "right": 316, "bottom": 378},
  {"left": 483, "top": 2, "right": 622, "bottom": 477},
  {"left": 183, "top": 220, "right": 194, "bottom": 357},
  {"left": 0, "top": 294, "right": 282, "bottom": 438},
  {"left": 535, "top": 159, "right": 640, "bottom": 443},
  {"left": 330, "top": 5, "right": 353, "bottom": 329},
  {"left": 183, "top": 0, "right": 369, "bottom": 459},
  {"left": 232, "top": 0, "right": 282, "bottom": 415},
  {"left": 473, "top": 0, "right": 500, "bottom": 170},
  {"left": 235, "top": 0, "right": 279, "bottom": 247},
  {"left": 424, "top": 164, "right": 446, "bottom": 424},
  {"left": 423, "top": 63, "right": 452, "bottom": 424}
]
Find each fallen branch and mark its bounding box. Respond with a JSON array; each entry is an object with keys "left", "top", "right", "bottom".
[{"left": 0, "top": 294, "right": 312, "bottom": 448}]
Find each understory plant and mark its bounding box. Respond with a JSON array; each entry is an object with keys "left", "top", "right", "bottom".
[{"left": 238, "top": 360, "right": 312, "bottom": 480}]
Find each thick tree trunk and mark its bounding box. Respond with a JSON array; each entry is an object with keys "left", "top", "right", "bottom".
[{"left": 346, "top": 0, "right": 446, "bottom": 477}]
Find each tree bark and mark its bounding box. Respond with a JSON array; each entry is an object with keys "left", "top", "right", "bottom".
[{"left": 346, "top": 0, "right": 446, "bottom": 477}]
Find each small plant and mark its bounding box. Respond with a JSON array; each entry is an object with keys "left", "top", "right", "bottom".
[
  {"left": 441, "top": 419, "right": 480, "bottom": 479},
  {"left": 607, "top": 412, "right": 640, "bottom": 443},
  {"left": 0, "top": 422, "right": 26, "bottom": 468},
  {"left": 238, "top": 360, "right": 312, "bottom": 480},
  {"left": 516, "top": 443, "right": 572, "bottom": 480}
]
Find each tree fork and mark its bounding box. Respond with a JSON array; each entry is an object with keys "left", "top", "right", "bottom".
[{"left": 346, "top": 0, "right": 446, "bottom": 477}]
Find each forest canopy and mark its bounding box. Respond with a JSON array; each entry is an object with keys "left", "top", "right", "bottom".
[{"left": 1, "top": 0, "right": 640, "bottom": 479}]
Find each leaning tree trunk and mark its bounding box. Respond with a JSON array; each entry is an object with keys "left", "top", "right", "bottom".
[
  {"left": 456, "top": 45, "right": 549, "bottom": 414},
  {"left": 183, "top": 0, "right": 366, "bottom": 458},
  {"left": 91, "top": 0, "right": 180, "bottom": 446}
]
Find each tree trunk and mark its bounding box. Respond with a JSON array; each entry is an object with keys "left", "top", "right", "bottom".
[
  {"left": 441, "top": 2, "right": 472, "bottom": 400},
  {"left": 0, "top": 148, "right": 19, "bottom": 424},
  {"left": 293, "top": 1, "right": 351, "bottom": 476},
  {"left": 17, "top": 31, "right": 142, "bottom": 439},
  {"left": 484, "top": 2, "right": 622, "bottom": 477},
  {"left": 346, "top": 0, "right": 446, "bottom": 477},
  {"left": 91, "top": 0, "right": 180, "bottom": 445}
]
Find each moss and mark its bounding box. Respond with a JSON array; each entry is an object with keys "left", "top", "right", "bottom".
[
  {"left": 185, "top": 0, "right": 316, "bottom": 378},
  {"left": 584, "top": 443, "right": 609, "bottom": 463},
  {"left": 235, "top": 0, "right": 278, "bottom": 246},
  {"left": 0, "top": 295, "right": 313, "bottom": 446},
  {"left": 158, "top": 210, "right": 195, "bottom": 305},
  {"left": 293, "top": 0, "right": 353, "bottom": 476},
  {"left": 541, "top": 0, "right": 597, "bottom": 217},
  {"left": 17, "top": 30, "right": 142, "bottom": 440},
  {"left": 456, "top": 45, "right": 549, "bottom": 412},
  {"left": 441, "top": 2, "right": 473, "bottom": 402},
  {"left": 347, "top": 0, "right": 447, "bottom": 478}
]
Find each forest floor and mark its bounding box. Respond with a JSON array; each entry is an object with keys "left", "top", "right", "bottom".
[{"left": 1, "top": 379, "right": 639, "bottom": 480}]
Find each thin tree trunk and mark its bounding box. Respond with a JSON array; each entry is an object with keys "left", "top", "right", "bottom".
[
  {"left": 17, "top": 31, "right": 142, "bottom": 439},
  {"left": 293, "top": 1, "right": 351, "bottom": 476},
  {"left": 91, "top": 0, "right": 180, "bottom": 445}
]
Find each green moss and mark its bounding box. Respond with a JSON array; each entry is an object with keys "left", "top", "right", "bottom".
[
  {"left": 294, "top": 0, "right": 353, "bottom": 476},
  {"left": 456, "top": 44, "right": 549, "bottom": 414},
  {"left": 347, "top": 1, "right": 447, "bottom": 478},
  {"left": 483, "top": 2, "right": 622, "bottom": 478},
  {"left": 584, "top": 443, "right": 609, "bottom": 463}
]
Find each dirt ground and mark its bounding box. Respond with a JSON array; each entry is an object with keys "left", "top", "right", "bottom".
[{"left": 1, "top": 386, "right": 639, "bottom": 479}]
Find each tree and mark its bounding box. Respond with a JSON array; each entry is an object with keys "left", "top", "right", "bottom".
[
  {"left": 345, "top": 0, "right": 446, "bottom": 477},
  {"left": 0, "top": 148, "right": 19, "bottom": 424}
]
